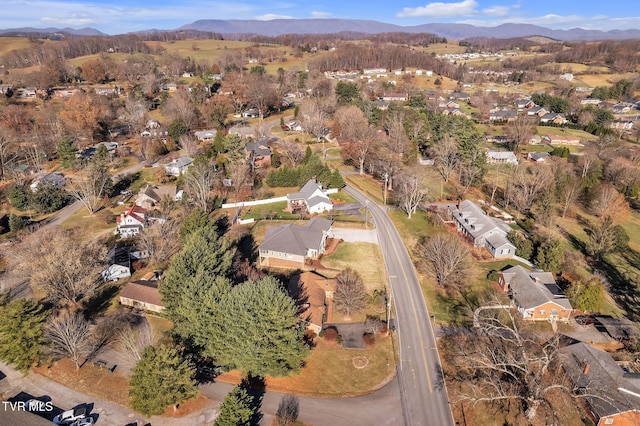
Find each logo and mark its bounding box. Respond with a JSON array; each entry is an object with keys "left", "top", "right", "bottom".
[{"left": 2, "top": 400, "right": 54, "bottom": 412}]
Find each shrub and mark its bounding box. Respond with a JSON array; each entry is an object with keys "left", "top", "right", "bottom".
[
  {"left": 487, "top": 270, "right": 499, "bottom": 282},
  {"left": 363, "top": 333, "right": 375, "bottom": 347},
  {"left": 322, "top": 327, "right": 338, "bottom": 341}
]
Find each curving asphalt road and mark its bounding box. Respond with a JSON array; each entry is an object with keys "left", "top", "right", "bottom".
[{"left": 345, "top": 185, "right": 455, "bottom": 426}]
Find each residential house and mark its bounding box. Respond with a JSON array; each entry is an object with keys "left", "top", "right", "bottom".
[
  {"left": 593, "top": 317, "right": 639, "bottom": 342},
  {"left": 560, "top": 342, "right": 640, "bottom": 426},
  {"left": 527, "top": 106, "right": 548, "bottom": 117},
  {"left": 194, "top": 129, "right": 217, "bottom": 142},
  {"left": 610, "top": 120, "right": 635, "bottom": 131},
  {"left": 245, "top": 141, "right": 271, "bottom": 168},
  {"left": 164, "top": 156, "right": 193, "bottom": 176},
  {"left": 93, "top": 85, "right": 120, "bottom": 96},
  {"left": 498, "top": 265, "right": 573, "bottom": 322},
  {"left": 440, "top": 100, "right": 460, "bottom": 109},
  {"left": 15, "top": 87, "right": 36, "bottom": 98},
  {"left": 288, "top": 271, "right": 337, "bottom": 334},
  {"left": 0, "top": 84, "right": 11, "bottom": 94},
  {"left": 161, "top": 82, "right": 177, "bottom": 92},
  {"left": 443, "top": 108, "right": 466, "bottom": 117},
  {"left": 119, "top": 278, "right": 164, "bottom": 313},
  {"left": 449, "top": 200, "right": 516, "bottom": 259},
  {"left": 528, "top": 151, "right": 550, "bottom": 162},
  {"left": 486, "top": 151, "right": 518, "bottom": 164},
  {"left": 242, "top": 108, "right": 259, "bottom": 118},
  {"left": 258, "top": 218, "right": 333, "bottom": 268},
  {"left": 559, "top": 73, "right": 574, "bottom": 81},
  {"left": 539, "top": 112, "right": 568, "bottom": 125},
  {"left": 485, "top": 135, "right": 512, "bottom": 144},
  {"left": 381, "top": 92, "right": 408, "bottom": 102},
  {"left": 450, "top": 91, "right": 471, "bottom": 102},
  {"left": 52, "top": 87, "right": 82, "bottom": 98},
  {"left": 228, "top": 125, "right": 255, "bottom": 139},
  {"left": 116, "top": 205, "right": 147, "bottom": 238},
  {"left": 101, "top": 244, "right": 132, "bottom": 282},
  {"left": 135, "top": 184, "right": 176, "bottom": 210},
  {"left": 514, "top": 98, "right": 535, "bottom": 110},
  {"left": 529, "top": 135, "right": 543, "bottom": 145},
  {"left": 543, "top": 134, "right": 582, "bottom": 146},
  {"left": 29, "top": 171, "right": 66, "bottom": 192},
  {"left": 580, "top": 98, "right": 601, "bottom": 105},
  {"left": 286, "top": 179, "right": 334, "bottom": 214},
  {"left": 489, "top": 109, "right": 517, "bottom": 122}
]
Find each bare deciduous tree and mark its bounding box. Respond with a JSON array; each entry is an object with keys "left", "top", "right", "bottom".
[
  {"left": 184, "top": 160, "right": 216, "bottom": 213},
  {"left": 416, "top": 233, "right": 469, "bottom": 291},
  {"left": 429, "top": 136, "right": 459, "bottom": 183},
  {"left": 505, "top": 114, "right": 536, "bottom": 153},
  {"left": 279, "top": 140, "right": 305, "bottom": 166},
  {"left": 20, "top": 228, "right": 107, "bottom": 308},
  {"left": 273, "top": 395, "right": 300, "bottom": 426},
  {"left": 444, "top": 307, "right": 604, "bottom": 422},
  {"left": 395, "top": 170, "right": 427, "bottom": 219},
  {"left": 68, "top": 162, "right": 112, "bottom": 214},
  {"left": 178, "top": 134, "right": 198, "bottom": 157},
  {"left": 299, "top": 99, "right": 328, "bottom": 142},
  {"left": 509, "top": 164, "right": 554, "bottom": 214},
  {"left": 45, "top": 312, "right": 94, "bottom": 369},
  {"left": 590, "top": 183, "right": 629, "bottom": 223},
  {"left": 135, "top": 218, "right": 181, "bottom": 264},
  {"left": 334, "top": 268, "right": 368, "bottom": 317},
  {"left": 116, "top": 320, "right": 153, "bottom": 362}
]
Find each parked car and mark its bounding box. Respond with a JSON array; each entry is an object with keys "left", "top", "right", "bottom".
[
  {"left": 53, "top": 406, "right": 87, "bottom": 425},
  {"left": 70, "top": 417, "right": 94, "bottom": 426}
]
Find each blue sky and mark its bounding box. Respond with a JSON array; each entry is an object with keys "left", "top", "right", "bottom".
[{"left": 3, "top": 0, "right": 640, "bottom": 35}]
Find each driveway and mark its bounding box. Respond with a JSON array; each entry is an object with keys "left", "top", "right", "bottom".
[
  {"left": 324, "top": 323, "right": 366, "bottom": 349},
  {"left": 330, "top": 227, "right": 378, "bottom": 244}
]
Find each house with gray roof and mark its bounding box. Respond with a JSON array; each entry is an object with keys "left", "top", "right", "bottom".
[
  {"left": 286, "top": 179, "right": 333, "bottom": 215},
  {"left": 487, "top": 150, "right": 518, "bottom": 164},
  {"left": 194, "top": 129, "right": 217, "bottom": 142},
  {"left": 449, "top": 200, "right": 515, "bottom": 259},
  {"left": 499, "top": 265, "right": 573, "bottom": 322},
  {"left": 560, "top": 342, "right": 640, "bottom": 425},
  {"left": 164, "top": 156, "right": 193, "bottom": 176},
  {"left": 528, "top": 151, "right": 550, "bottom": 162},
  {"left": 258, "top": 218, "right": 333, "bottom": 269},
  {"left": 245, "top": 141, "right": 271, "bottom": 168},
  {"left": 29, "top": 171, "right": 66, "bottom": 192}
]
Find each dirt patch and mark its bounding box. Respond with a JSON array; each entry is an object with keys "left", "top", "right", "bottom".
[{"left": 34, "top": 359, "right": 130, "bottom": 407}]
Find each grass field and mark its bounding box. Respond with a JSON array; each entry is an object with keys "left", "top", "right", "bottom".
[
  {"left": 217, "top": 335, "right": 396, "bottom": 397},
  {"left": 344, "top": 174, "right": 385, "bottom": 205},
  {"left": 321, "top": 242, "right": 387, "bottom": 292}
]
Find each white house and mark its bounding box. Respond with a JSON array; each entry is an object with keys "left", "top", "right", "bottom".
[
  {"left": 164, "top": 156, "right": 193, "bottom": 176},
  {"left": 449, "top": 200, "right": 516, "bottom": 259},
  {"left": 101, "top": 263, "right": 131, "bottom": 282},
  {"left": 286, "top": 179, "right": 334, "bottom": 215},
  {"left": 116, "top": 205, "right": 147, "bottom": 238},
  {"left": 486, "top": 151, "right": 518, "bottom": 165},
  {"left": 194, "top": 129, "right": 217, "bottom": 142}
]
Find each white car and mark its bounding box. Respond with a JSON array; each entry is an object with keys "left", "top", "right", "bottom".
[
  {"left": 53, "top": 407, "right": 87, "bottom": 425},
  {"left": 70, "top": 418, "right": 94, "bottom": 426}
]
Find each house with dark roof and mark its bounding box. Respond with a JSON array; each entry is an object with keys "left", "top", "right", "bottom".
[
  {"left": 560, "top": 342, "right": 640, "bottom": 426},
  {"left": 119, "top": 278, "right": 164, "bottom": 313},
  {"left": 258, "top": 218, "right": 333, "bottom": 269},
  {"left": 528, "top": 151, "right": 550, "bottom": 162},
  {"left": 289, "top": 271, "right": 337, "bottom": 334},
  {"left": 286, "top": 179, "right": 333, "bottom": 215},
  {"left": 245, "top": 141, "right": 271, "bottom": 168},
  {"left": 543, "top": 134, "right": 582, "bottom": 146},
  {"left": 101, "top": 244, "right": 132, "bottom": 282},
  {"left": 135, "top": 184, "right": 176, "bottom": 210},
  {"left": 499, "top": 265, "right": 573, "bottom": 322},
  {"left": 29, "top": 171, "right": 65, "bottom": 192},
  {"left": 539, "top": 112, "right": 568, "bottom": 124},
  {"left": 116, "top": 205, "right": 147, "bottom": 238},
  {"left": 449, "top": 200, "right": 515, "bottom": 259}
]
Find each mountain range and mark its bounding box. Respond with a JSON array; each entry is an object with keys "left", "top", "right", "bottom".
[{"left": 3, "top": 19, "right": 640, "bottom": 41}]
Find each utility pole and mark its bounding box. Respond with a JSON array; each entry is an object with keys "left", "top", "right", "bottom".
[
  {"left": 365, "top": 199, "right": 369, "bottom": 229},
  {"left": 383, "top": 172, "right": 388, "bottom": 205}
]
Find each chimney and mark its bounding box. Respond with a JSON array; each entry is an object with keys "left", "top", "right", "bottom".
[{"left": 583, "top": 362, "right": 590, "bottom": 375}]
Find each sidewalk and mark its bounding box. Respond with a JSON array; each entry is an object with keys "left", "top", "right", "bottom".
[{"left": 0, "top": 361, "right": 220, "bottom": 426}]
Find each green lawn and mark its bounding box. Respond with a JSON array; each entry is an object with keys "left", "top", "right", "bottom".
[
  {"left": 329, "top": 190, "right": 358, "bottom": 204},
  {"left": 344, "top": 174, "right": 385, "bottom": 205},
  {"left": 241, "top": 201, "right": 300, "bottom": 220}
]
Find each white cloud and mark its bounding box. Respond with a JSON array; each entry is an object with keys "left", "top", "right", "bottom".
[
  {"left": 41, "top": 13, "right": 96, "bottom": 27},
  {"left": 455, "top": 14, "right": 640, "bottom": 31},
  {"left": 397, "top": 0, "right": 478, "bottom": 18},
  {"left": 255, "top": 13, "right": 294, "bottom": 20},
  {"left": 481, "top": 6, "right": 510, "bottom": 17},
  {"left": 311, "top": 11, "right": 332, "bottom": 18}
]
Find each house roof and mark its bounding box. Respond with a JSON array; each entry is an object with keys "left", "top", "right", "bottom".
[
  {"left": 245, "top": 141, "right": 271, "bottom": 157},
  {"left": 449, "top": 200, "right": 512, "bottom": 240},
  {"left": 486, "top": 232, "right": 515, "bottom": 250},
  {"left": 117, "top": 205, "right": 146, "bottom": 224},
  {"left": 560, "top": 342, "right": 640, "bottom": 418},
  {"left": 594, "top": 317, "right": 640, "bottom": 340},
  {"left": 289, "top": 271, "right": 336, "bottom": 328},
  {"left": 1, "top": 410, "right": 56, "bottom": 426},
  {"left": 120, "top": 280, "right": 164, "bottom": 307},
  {"left": 528, "top": 152, "right": 550, "bottom": 161},
  {"left": 167, "top": 156, "right": 193, "bottom": 169},
  {"left": 500, "top": 265, "right": 572, "bottom": 311},
  {"left": 260, "top": 219, "right": 333, "bottom": 257},
  {"left": 287, "top": 179, "right": 326, "bottom": 202},
  {"left": 487, "top": 151, "right": 518, "bottom": 161},
  {"left": 194, "top": 129, "right": 217, "bottom": 139}
]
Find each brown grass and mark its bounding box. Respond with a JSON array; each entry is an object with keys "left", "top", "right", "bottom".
[
  {"left": 34, "top": 358, "right": 130, "bottom": 407},
  {"left": 321, "top": 242, "right": 387, "bottom": 292},
  {"left": 216, "top": 335, "right": 396, "bottom": 397}
]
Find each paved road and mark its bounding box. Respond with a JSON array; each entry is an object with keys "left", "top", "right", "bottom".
[
  {"left": 47, "top": 160, "right": 148, "bottom": 227},
  {"left": 345, "top": 185, "right": 455, "bottom": 426}
]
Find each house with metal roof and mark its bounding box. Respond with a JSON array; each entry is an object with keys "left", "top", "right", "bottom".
[{"left": 499, "top": 265, "right": 573, "bottom": 322}]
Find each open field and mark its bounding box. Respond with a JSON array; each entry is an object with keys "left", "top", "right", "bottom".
[{"left": 217, "top": 335, "right": 396, "bottom": 397}]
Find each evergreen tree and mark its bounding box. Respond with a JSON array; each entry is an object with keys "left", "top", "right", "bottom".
[
  {"left": 30, "top": 182, "right": 67, "bottom": 214},
  {"left": 179, "top": 209, "right": 211, "bottom": 240},
  {"left": 214, "top": 386, "right": 255, "bottom": 426},
  {"left": 534, "top": 238, "right": 563, "bottom": 272},
  {"left": 0, "top": 297, "right": 48, "bottom": 371},
  {"left": 208, "top": 276, "right": 308, "bottom": 377},
  {"left": 7, "top": 185, "right": 30, "bottom": 210},
  {"left": 57, "top": 137, "right": 77, "bottom": 169},
  {"left": 302, "top": 145, "right": 313, "bottom": 165},
  {"left": 335, "top": 81, "right": 360, "bottom": 105},
  {"left": 567, "top": 277, "right": 605, "bottom": 313},
  {"left": 8, "top": 213, "right": 25, "bottom": 233},
  {"left": 129, "top": 345, "right": 198, "bottom": 416},
  {"left": 329, "top": 168, "right": 345, "bottom": 189}
]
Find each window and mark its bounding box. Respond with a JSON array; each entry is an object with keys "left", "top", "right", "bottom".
[
  {"left": 604, "top": 419, "right": 614, "bottom": 425},
  {"left": 539, "top": 310, "right": 546, "bottom": 315},
  {"left": 501, "top": 249, "right": 510, "bottom": 254}
]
